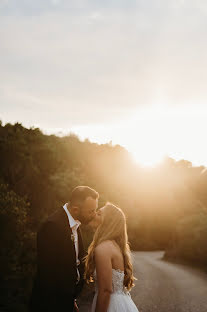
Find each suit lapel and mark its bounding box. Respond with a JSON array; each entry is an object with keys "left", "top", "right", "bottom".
[
  {"left": 77, "top": 227, "right": 84, "bottom": 260},
  {"left": 60, "top": 207, "right": 85, "bottom": 280},
  {"left": 60, "top": 207, "right": 76, "bottom": 265},
  {"left": 77, "top": 226, "right": 85, "bottom": 278}
]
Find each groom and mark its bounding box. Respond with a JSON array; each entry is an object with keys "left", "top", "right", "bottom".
[{"left": 30, "top": 186, "right": 99, "bottom": 312}]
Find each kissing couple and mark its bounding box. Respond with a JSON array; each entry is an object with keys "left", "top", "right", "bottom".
[{"left": 30, "top": 186, "right": 139, "bottom": 311}]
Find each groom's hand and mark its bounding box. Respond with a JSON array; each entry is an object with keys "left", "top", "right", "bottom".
[{"left": 74, "top": 300, "right": 79, "bottom": 312}]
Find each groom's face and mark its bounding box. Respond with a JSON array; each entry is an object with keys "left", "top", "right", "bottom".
[
  {"left": 88, "top": 206, "right": 104, "bottom": 231},
  {"left": 78, "top": 196, "right": 98, "bottom": 224}
]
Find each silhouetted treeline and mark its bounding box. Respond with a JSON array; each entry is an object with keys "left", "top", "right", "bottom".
[{"left": 0, "top": 121, "right": 207, "bottom": 310}]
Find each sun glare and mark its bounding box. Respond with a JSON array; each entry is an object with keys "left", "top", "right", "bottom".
[
  {"left": 131, "top": 149, "right": 164, "bottom": 168},
  {"left": 70, "top": 105, "right": 207, "bottom": 168},
  {"left": 123, "top": 105, "right": 169, "bottom": 167},
  {"left": 126, "top": 105, "right": 207, "bottom": 168}
]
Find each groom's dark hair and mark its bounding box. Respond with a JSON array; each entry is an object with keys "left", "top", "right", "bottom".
[{"left": 70, "top": 186, "right": 99, "bottom": 206}]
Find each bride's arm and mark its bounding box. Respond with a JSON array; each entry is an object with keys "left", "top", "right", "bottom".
[{"left": 94, "top": 241, "right": 113, "bottom": 312}]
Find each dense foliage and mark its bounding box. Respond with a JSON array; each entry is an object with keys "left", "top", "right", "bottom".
[
  {"left": 0, "top": 182, "right": 35, "bottom": 311},
  {"left": 0, "top": 121, "right": 207, "bottom": 310}
]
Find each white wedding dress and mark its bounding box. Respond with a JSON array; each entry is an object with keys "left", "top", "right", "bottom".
[{"left": 91, "top": 268, "right": 139, "bottom": 311}]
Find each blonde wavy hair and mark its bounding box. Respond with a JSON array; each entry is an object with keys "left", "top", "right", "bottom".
[{"left": 84, "top": 203, "right": 136, "bottom": 291}]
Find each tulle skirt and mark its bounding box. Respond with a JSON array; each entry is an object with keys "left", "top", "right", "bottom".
[{"left": 91, "top": 292, "right": 139, "bottom": 312}]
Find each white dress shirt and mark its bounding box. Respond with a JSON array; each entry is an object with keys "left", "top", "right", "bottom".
[{"left": 63, "top": 203, "right": 81, "bottom": 283}]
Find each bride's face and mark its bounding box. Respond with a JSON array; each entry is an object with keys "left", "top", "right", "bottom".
[{"left": 88, "top": 206, "right": 104, "bottom": 230}]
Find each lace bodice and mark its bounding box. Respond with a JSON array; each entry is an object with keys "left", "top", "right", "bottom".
[
  {"left": 91, "top": 268, "right": 138, "bottom": 312},
  {"left": 94, "top": 268, "right": 129, "bottom": 294}
]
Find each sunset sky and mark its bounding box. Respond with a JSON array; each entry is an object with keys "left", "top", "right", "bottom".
[{"left": 1, "top": 0, "right": 207, "bottom": 167}]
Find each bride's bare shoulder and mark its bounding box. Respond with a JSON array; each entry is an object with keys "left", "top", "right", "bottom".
[{"left": 95, "top": 240, "right": 116, "bottom": 255}]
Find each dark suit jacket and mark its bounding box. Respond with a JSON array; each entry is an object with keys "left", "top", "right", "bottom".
[{"left": 30, "top": 208, "right": 84, "bottom": 312}]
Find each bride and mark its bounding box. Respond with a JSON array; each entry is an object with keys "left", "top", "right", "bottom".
[{"left": 85, "top": 203, "right": 139, "bottom": 312}]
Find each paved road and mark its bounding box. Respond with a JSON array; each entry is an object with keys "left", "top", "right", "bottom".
[
  {"left": 131, "top": 251, "right": 207, "bottom": 312},
  {"left": 79, "top": 251, "right": 207, "bottom": 312}
]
